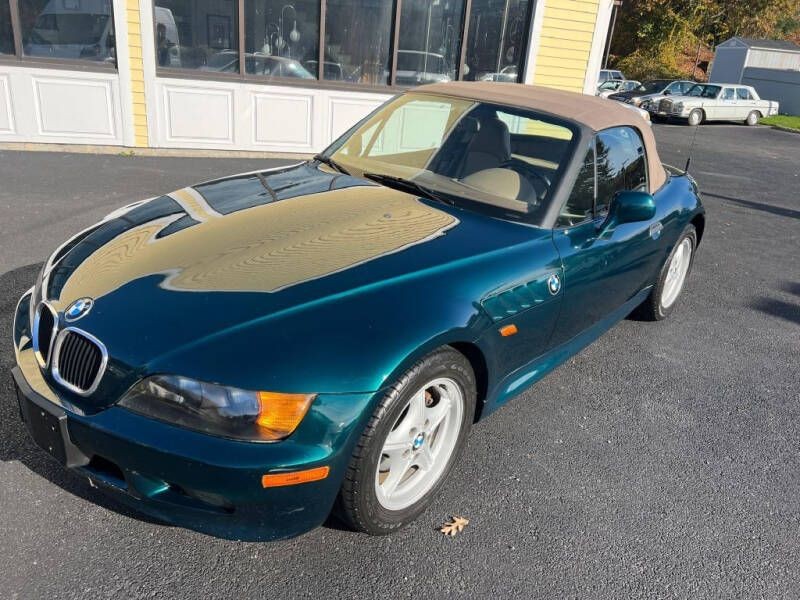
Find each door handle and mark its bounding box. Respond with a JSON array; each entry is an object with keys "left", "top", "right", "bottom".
[{"left": 649, "top": 222, "right": 663, "bottom": 240}]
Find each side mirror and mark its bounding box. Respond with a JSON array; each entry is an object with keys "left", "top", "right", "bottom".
[
  {"left": 609, "top": 190, "right": 656, "bottom": 225},
  {"left": 663, "top": 89, "right": 671, "bottom": 95}
]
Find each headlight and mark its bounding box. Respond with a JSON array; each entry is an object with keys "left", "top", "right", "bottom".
[
  {"left": 118, "top": 375, "right": 316, "bottom": 441},
  {"left": 673, "top": 102, "right": 684, "bottom": 112},
  {"left": 631, "top": 97, "right": 642, "bottom": 106}
]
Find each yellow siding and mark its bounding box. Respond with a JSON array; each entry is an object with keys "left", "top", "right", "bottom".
[
  {"left": 533, "top": 0, "right": 601, "bottom": 93},
  {"left": 126, "top": 0, "right": 148, "bottom": 146}
]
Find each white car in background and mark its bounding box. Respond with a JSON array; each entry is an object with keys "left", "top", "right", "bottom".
[
  {"left": 596, "top": 79, "right": 640, "bottom": 98},
  {"left": 642, "top": 83, "right": 779, "bottom": 126}
]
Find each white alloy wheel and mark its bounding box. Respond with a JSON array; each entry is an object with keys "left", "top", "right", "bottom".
[
  {"left": 660, "top": 238, "right": 693, "bottom": 310},
  {"left": 374, "top": 377, "right": 464, "bottom": 511}
]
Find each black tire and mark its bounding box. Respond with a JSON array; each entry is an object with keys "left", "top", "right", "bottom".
[
  {"left": 687, "top": 109, "right": 704, "bottom": 127},
  {"left": 638, "top": 225, "right": 697, "bottom": 321},
  {"left": 745, "top": 111, "right": 760, "bottom": 126},
  {"left": 336, "top": 347, "right": 476, "bottom": 535}
]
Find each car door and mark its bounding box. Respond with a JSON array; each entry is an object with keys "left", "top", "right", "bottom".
[
  {"left": 550, "top": 127, "right": 664, "bottom": 346},
  {"left": 715, "top": 87, "right": 738, "bottom": 120},
  {"left": 736, "top": 87, "right": 756, "bottom": 119}
]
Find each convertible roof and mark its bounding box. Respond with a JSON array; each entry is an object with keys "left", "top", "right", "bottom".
[{"left": 417, "top": 82, "right": 667, "bottom": 193}]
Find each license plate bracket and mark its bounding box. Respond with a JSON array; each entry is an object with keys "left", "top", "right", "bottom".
[{"left": 15, "top": 382, "right": 89, "bottom": 467}]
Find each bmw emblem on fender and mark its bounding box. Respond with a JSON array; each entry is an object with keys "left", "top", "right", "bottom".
[
  {"left": 547, "top": 273, "right": 561, "bottom": 296},
  {"left": 64, "top": 297, "right": 94, "bottom": 322}
]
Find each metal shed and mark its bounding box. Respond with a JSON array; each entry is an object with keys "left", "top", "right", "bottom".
[{"left": 710, "top": 37, "right": 800, "bottom": 114}]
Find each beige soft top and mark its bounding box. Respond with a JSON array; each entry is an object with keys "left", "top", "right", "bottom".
[{"left": 417, "top": 81, "right": 667, "bottom": 193}]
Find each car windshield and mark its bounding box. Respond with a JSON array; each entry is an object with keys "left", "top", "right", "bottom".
[
  {"left": 323, "top": 93, "right": 578, "bottom": 225},
  {"left": 599, "top": 81, "right": 619, "bottom": 90},
  {"left": 638, "top": 80, "right": 669, "bottom": 93},
  {"left": 686, "top": 84, "right": 721, "bottom": 98}
]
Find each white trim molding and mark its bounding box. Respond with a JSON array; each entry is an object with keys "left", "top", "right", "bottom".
[{"left": 583, "top": 0, "right": 615, "bottom": 94}]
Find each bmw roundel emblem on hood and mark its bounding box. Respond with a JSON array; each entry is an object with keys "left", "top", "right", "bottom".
[
  {"left": 547, "top": 273, "right": 561, "bottom": 296},
  {"left": 64, "top": 297, "right": 94, "bottom": 322}
]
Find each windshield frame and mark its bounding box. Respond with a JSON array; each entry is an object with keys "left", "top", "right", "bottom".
[{"left": 320, "top": 91, "right": 583, "bottom": 227}]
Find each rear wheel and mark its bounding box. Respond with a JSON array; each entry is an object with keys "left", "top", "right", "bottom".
[
  {"left": 687, "top": 109, "right": 704, "bottom": 126},
  {"left": 336, "top": 347, "right": 476, "bottom": 535},
  {"left": 638, "top": 225, "right": 697, "bottom": 321},
  {"left": 745, "top": 111, "right": 760, "bottom": 126}
]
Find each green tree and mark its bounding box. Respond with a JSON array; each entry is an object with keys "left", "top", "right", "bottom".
[{"left": 609, "top": 0, "right": 800, "bottom": 81}]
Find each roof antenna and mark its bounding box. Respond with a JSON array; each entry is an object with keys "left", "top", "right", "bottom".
[{"left": 684, "top": 101, "right": 703, "bottom": 174}]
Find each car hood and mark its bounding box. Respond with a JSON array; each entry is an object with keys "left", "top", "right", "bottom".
[
  {"left": 40, "top": 162, "right": 538, "bottom": 381},
  {"left": 609, "top": 89, "right": 650, "bottom": 99}
]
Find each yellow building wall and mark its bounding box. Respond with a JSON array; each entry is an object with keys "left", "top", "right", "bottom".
[
  {"left": 533, "top": 0, "right": 601, "bottom": 92},
  {"left": 126, "top": 0, "right": 148, "bottom": 147}
]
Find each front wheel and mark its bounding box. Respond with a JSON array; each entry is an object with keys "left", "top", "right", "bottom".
[
  {"left": 687, "top": 109, "right": 704, "bottom": 126},
  {"left": 638, "top": 225, "right": 697, "bottom": 321},
  {"left": 336, "top": 347, "right": 476, "bottom": 535}
]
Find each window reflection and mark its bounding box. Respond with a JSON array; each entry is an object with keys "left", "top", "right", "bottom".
[
  {"left": 244, "top": 0, "right": 319, "bottom": 78},
  {"left": 20, "top": 0, "right": 116, "bottom": 63},
  {"left": 155, "top": 0, "right": 238, "bottom": 70},
  {"left": 396, "top": 0, "right": 464, "bottom": 86},
  {"left": 1, "top": 1, "right": 13, "bottom": 54},
  {"left": 323, "top": 0, "right": 393, "bottom": 85},
  {"left": 463, "top": 0, "right": 530, "bottom": 82}
]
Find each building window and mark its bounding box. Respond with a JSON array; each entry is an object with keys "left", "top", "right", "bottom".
[
  {"left": 18, "top": 0, "right": 117, "bottom": 63},
  {"left": 244, "top": 0, "right": 319, "bottom": 79},
  {"left": 155, "top": 0, "right": 239, "bottom": 70},
  {"left": 1, "top": 1, "right": 13, "bottom": 54},
  {"left": 463, "top": 0, "right": 531, "bottom": 82},
  {"left": 323, "top": 0, "right": 393, "bottom": 85},
  {"left": 152, "top": 0, "right": 537, "bottom": 87},
  {"left": 396, "top": 0, "right": 465, "bottom": 86}
]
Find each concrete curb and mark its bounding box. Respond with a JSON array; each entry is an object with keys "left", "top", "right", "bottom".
[
  {"left": 768, "top": 124, "right": 800, "bottom": 135},
  {"left": 0, "top": 142, "right": 313, "bottom": 159}
]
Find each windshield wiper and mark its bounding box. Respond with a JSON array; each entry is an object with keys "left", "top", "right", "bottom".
[
  {"left": 363, "top": 172, "right": 455, "bottom": 207},
  {"left": 313, "top": 154, "right": 350, "bottom": 176}
]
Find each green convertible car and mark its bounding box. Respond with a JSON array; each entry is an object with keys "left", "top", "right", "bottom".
[{"left": 12, "top": 82, "right": 705, "bottom": 540}]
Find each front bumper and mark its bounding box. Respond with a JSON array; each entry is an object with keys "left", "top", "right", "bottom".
[{"left": 12, "top": 290, "right": 375, "bottom": 541}]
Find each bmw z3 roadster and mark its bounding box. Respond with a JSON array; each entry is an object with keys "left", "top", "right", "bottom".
[{"left": 12, "top": 82, "right": 705, "bottom": 540}]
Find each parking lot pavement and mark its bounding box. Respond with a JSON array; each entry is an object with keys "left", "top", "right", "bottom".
[{"left": 1, "top": 125, "right": 799, "bottom": 599}]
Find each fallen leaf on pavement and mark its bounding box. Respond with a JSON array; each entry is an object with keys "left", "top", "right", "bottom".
[{"left": 439, "top": 516, "right": 469, "bottom": 536}]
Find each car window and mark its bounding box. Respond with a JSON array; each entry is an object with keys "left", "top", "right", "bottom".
[
  {"left": 595, "top": 127, "right": 648, "bottom": 213},
  {"left": 687, "top": 84, "right": 721, "bottom": 98},
  {"left": 557, "top": 146, "right": 595, "bottom": 227},
  {"left": 722, "top": 88, "right": 736, "bottom": 100},
  {"left": 680, "top": 82, "right": 694, "bottom": 94},
  {"left": 666, "top": 81, "right": 683, "bottom": 94},
  {"left": 357, "top": 98, "right": 457, "bottom": 158},
  {"left": 736, "top": 87, "right": 752, "bottom": 100}
]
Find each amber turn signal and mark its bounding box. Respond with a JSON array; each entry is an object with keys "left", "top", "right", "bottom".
[
  {"left": 256, "top": 392, "right": 316, "bottom": 439},
  {"left": 499, "top": 324, "right": 518, "bottom": 337},
  {"left": 262, "top": 466, "right": 330, "bottom": 488}
]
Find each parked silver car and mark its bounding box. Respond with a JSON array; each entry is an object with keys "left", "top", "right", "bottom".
[{"left": 642, "top": 83, "right": 779, "bottom": 126}]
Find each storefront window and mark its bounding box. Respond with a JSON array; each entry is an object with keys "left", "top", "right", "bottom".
[
  {"left": 19, "top": 0, "right": 116, "bottom": 63},
  {"left": 244, "top": 0, "right": 318, "bottom": 79},
  {"left": 463, "top": 0, "right": 530, "bottom": 82},
  {"left": 155, "top": 0, "right": 238, "bottom": 70},
  {"left": 396, "top": 0, "right": 464, "bottom": 86},
  {"left": 1, "top": 1, "right": 13, "bottom": 55},
  {"left": 150, "top": 0, "right": 536, "bottom": 85},
  {"left": 323, "top": 0, "right": 393, "bottom": 85}
]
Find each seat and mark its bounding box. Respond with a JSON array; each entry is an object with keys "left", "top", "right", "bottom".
[
  {"left": 460, "top": 117, "right": 511, "bottom": 178},
  {"left": 461, "top": 168, "right": 536, "bottom": 204}
]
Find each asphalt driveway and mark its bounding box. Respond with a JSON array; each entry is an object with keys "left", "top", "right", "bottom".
[{"left": 1, "top": 125, "right": 798, "bottom": 599}]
